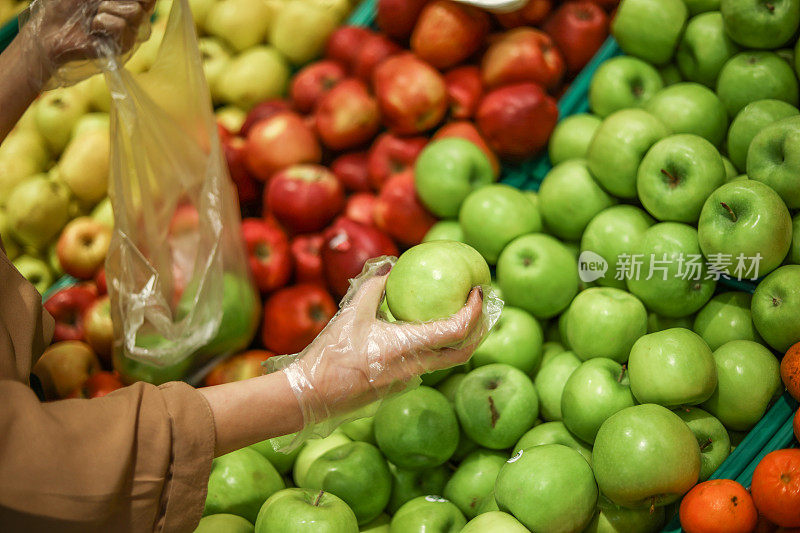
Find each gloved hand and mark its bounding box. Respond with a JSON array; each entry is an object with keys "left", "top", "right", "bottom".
[{"left": 267, "top": 257, "right": 503, "bottom": 450}]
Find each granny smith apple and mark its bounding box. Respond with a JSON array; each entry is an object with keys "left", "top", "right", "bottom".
[
  {"left": 461, "top": 511, "right": 529, "bottom": 533},
  {"left": 387, "top": 464, "right": 450, "bottom": 514},
  {"left": 422, "top": 221, "right": 465, "bottom": 244},
  {"left": 374, "top": 386, "right": 459, "bottom": 469},
  {"left": 254, "top": 488, "right": 358, "bottom": 533},
  {"left": 683, "top": 0, "right": 719, "bottom": 14},
  {"left": 693, "top": 292, "right": 763, "bottom": 350},
  {"left": 302, "top": 442, "right": 391, "bottom": 524},
  {"left": 659, "top": 63, "right": 683, "bottom": 85},
  {"left": 626, "top": 223, "right": 716, "bottom": 317},
  {"left": 385, "top": 241, "right": 490, "bottom": 322},
  {"left": 436, "top": 373, "right": 467, "bottom": 404},
  {"left": 443, "top": 449, "right": 507, "bottom": 519},
  {"left": 205, "top": 448, "right": 285, "bottom": 523},
  {"left": 676, "top": 12, "right": 740, "bottom": 88},
  {"left": 389, "top": 496, "right": 466, "bottom": 533},
  {"left": 496, "top": 234, "right": 578, "bottom": 319},
  {"left": 195, "top": 514, "right": 253, "bottom": 533},
  {"left": 339, "top": 416, "right": 375, "bottom": 445},
  {"left": 293, "top": 431, "right": 352, "bottom": 488},
  {"left": 721, "top": 0, "right": 800, "bottom": 49},
  {"left": 628, "top": 328, "right": 717, "bottom": 406},
  {"left": 588, "top": 57, "right": 664, "bottom": 118},
  {"left": 6, "top": 176, "right": 71, "bottom": 249},
  {"left": 726, "top": 99, "right": 798, "bottom": 172},
  {"left": 790, "top": 214, "right": 800, "bottom": 264},
  {"left": 593, "top": 404, "right": 701, "bottom": 508},
  {"left": 646, "top": 83, "right": 728, "bottom": 146},
  {"left": 722, "top": 156, "right": 738, "bottom": 181},
  {"left": 538, "top": 160, "right": 617, "bottom": 241},
  {"left": 470, "top": 306, "right": 543, "bottom": 374},
  {"left": 12, "top": 255, "right": 53, "bottom": 294},
  {"left": 414, "top": 138, "right": 496, "bottom": 218},
  {"left": 459, "top": 184, "right": 542, "bottom": 264},
  {"left": 112, "top": 339, "right": 194, "bottom": 386},
  {"left": 548, "top": 113, "right": 602, "bottom": 164},
  {"left": 698, "top": 180, "right": 792, "bottom": 277},
  {"left": 587, "top": 109, "right": 670, "bottom": 199},
  {"left": 495, "top": 444, "right": 597, "bottom": 532},
  {"left": 675, "top": 406, "right": 731, "bottom": 481},
  {"left": 250, "top": 434, "right": 303, "bottom": 475},
  {"left": 611, "top": 0, "right": 688, "bottom": 65},
  {"left": 636, "top": 134, "right": 726, "bottom": 223},
  {"left": 752, "top": 265, "right": 800, "bottom": 351},
  {"left": 534, "top": 350, "right": 581, "bottom": 421},
  {"left": 216, "top": 46, "right": 290, "bottom": 110},
  {"left": 702, "top": 340, "right": 781, "bottom": 430},
  {"left": 513, "top": 420, "right": 593, "bottom": 465},
  {"left": 716, "top": 52, "right": 799, "bottom": 117},
  {"left": 535, "top": 341, "right": 566, "bottom": 374},
  {"left": 455, "top": 364, "right": 538, "bottom": 449},
  {"left": 580, "top": 205, "right": 655, "bottom": 291},
  {"left": 565, "top": 288, "right": 647, "bottom": 363},
  {"left": 582, "top": 494, "right": 666, "bottom": 533},
  {"left": 562, "top": 358, "right": 637, "bottom": 444},
  {"left": 648, "top": 312, "right": 694, "bottom": 333},
  {"left": 747, "top": 114, "right": 800, "bottom": 208},
  {"left": 360, "top": 513, "right": 390, "bottom": 533}
]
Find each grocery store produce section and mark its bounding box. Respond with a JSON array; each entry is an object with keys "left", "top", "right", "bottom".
[{"left": 2, "top": 0, "right": 800, "bottom": 530}]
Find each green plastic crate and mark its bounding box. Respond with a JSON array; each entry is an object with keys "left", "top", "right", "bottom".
[{"left": 0, "top": 17, "right": 16, "bottom": 51}]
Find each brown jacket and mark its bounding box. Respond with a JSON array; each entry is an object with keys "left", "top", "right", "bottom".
[{"left": 0, "top": 246, "right": 215, "bottom": 532}]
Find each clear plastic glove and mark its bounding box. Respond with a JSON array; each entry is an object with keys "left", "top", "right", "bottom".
[
  {"left": 19, "top": 0, "right": 155, "bottom": 88},
  {"left": 266, "top": 257, "right": 503, "bottom": 450}
]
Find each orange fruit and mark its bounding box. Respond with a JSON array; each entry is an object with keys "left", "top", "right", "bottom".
[
  {"left": 680, "top": 479, "right": 758, "bottom": 533},
  {"left": 751, "top": 449, "right": 800, "bottom": 528},
  {"left": 781, "top": 342, "right": 800, "bottom": 402}
]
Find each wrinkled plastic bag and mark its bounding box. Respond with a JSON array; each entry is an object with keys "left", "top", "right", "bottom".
[{"left": 266, "top": 256, "right": 503, "bottom": 451}]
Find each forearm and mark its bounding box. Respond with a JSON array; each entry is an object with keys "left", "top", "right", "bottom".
[{"left": 0, "top": 31, "right": 47, "bottom": 141}]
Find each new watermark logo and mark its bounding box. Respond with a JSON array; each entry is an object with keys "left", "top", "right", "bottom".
[
  {"left": 578, "top": 251, "right": 608, "bottom": 283},
  {"left": 578, "top": 251, "right": 762, "bottom": 283}
]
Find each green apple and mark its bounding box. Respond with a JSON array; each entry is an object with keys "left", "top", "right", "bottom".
[
  {"left": 199, "top": 38, "right": 233, "bottom": 102},
  {"left": 747, "top": 114, "right": 800, "bottom": 208},
  {"left": 722, "top": 156, "right": 738, "bottom": 181},
  {"left": 205, "top": 447, "right": 285, "bottom": 523},
  {"left": 647, "top": 84, "right": 728, "bottom": 147},
  {"left": 269, "top": 0, "right": 338, "bottom": 65},
  {"left": 513, "top": 420, "right": 592, "bottom": 465},
  {"left": 580, "top": 205, "right": 655, "bottom": 291},
  {"left": 659, "top": 63, "right": 683, "bottom": 85},
  {"left": 195, "top": 514, "right": 254, "bottom": 533},
  {"left": 91, "top": 197, "right": 114, "bottom": 230},
  {"left": 455, "top": 364, "right": 538, "bottom": 449},
  {"left": 71, "top": 112, "right": 109, "bottom": 139},
  {"left": 6, "top": 176, "right": 71, "bottom": 249},
  {"left": 217, "top": 46, "right": 290, "bottom": 110},
  {"left": 340, "top": 416, "right": 375, "bottom": 445},
  {"left": 374, "top": 386, "right": 459, "bottom": 470},
  {"left": 648, "top": 313, "right": 694, "bottom": 333},
  {"left": 422, "top": 221, "right": 465, "bottom": 243},
  {"left": 112, "top": 340, "right": 194, "bottom": 385},
  {"left": 683, "top": 0, "right": 720, "bottom": 14},
  {"left": 461, "top": 511, "right": 529, "bottom": 533},
  {"left": 204, "top": 0, "right": 272, "bottom": 52},
  {"left": 721, "top": 0, "right": 800, "bottom": 49},
  {"left": 675, "top": 406, "right": 731, "bottom": 481},
  {"left": 693, "top": 292, "right": 763, "bottom": 350},
  {"left": 698, "top": 180, "right": 793, "bottom": 277},
  {"left": 12, "top": 255, "right": 53, "bottom": 294},
  {"left": 415, "top": 138, "right": 495, "bottom": 218},
  {"left": 611, "top": 0, "right": 688, "bottom": 65},
  {"left": 539, "top": 160, "right": 617, "bottom": 241},
  {"left": 702, "top": 340, "right": 781, "bottom": 430},
  {"left": 470, "top": 306, "right": 543, "bottom": 374},
  {"left": 582, "top": 494, "right": 666, "bottom": 533},
  {"left": 790, "top": 214, "right": 800, "bottom": 264},
  {"left": 58, "top": 128, "right": 110, "bottom": 207},
  {"left": 390, "top": 496, "right": 466, "bottom": 533},
  {"left": 548, "top": 113, "right": 602, "bottom": 164},
  {"left": 676, "top": 12, "right": 740, "bottom": 88},
  {"left": 385, "top": 241, "right": 489, "bottom": 322},
  {"left": 636, "top": 134, "right": 726, "bottom": 223},
  {"left": 386, "top": 464, "right": 449, "bottom": 514},
  {"left": 250, "top": 434, "right": 303, "bottom": 475},
  {"left": 587, "top": 109, "right": 670, "bottom": 199},
  {"left": 436, "top": 373, "right": 467, "bottom": 403},
  {"left": 726, "top": 99, "right": 798, "bottom": 172},
  {"left": 293, "top": 431, "right": 352, "bottom": 488},
  {"left": 360, "top": 513, "right": 390, "bottom": 533},
  {"left": 716, "top": 52, "right": 799, "bottom": 117},
  {"left": 496, "top": 234, "right": 578, "bottom": 319},
  {"left": 0, "top": 129, "right": 50, "bottom": 202},
  {"left": 565, "top": 288, "right": 648, "bottom": 363},
  {"left": 216, "top": 106, "right": 247, "bottom": 134},
  {"left": 588, "top": 57, "right": 664, "bottom": 118},
  {"left": 459, "top": 184, "right": 542, "bottom": 264},
  {"left": 593, "top": 404, "right": 701, "bottom": 508},
  {"left": 443, "top": 449, "right": 507, "bottom": 519},
  {"left": 34, "top": 87, "right": 89, "bottom": 155},
  {"left": 562, "top": 358, "right": 637, "bottom": 444},
  {"left": 534, "top": 351, "right": 581, "bottom": 421},
  {"left": 626, "top": 223, "right": 716, "bottom": 317},
  {"left": 535, "top": 341, "right": 566, "bottom": 375},
  {"left": 254, "top": 488, "right": 358, "bottom": 533},
  {"left": 496, "top": 444, "right": 597, "bottom": 532}
]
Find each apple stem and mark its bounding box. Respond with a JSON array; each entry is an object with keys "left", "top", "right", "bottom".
[
  {"left": 488, "top": 396, "right": 500, "bottom": 429},
  {"left": 617, "top": 365, "right": 627, "bottom": 383},
  {"left": 766, "top": 1, "right": 775, "bottom": 11},
  {"left": 313, "top": 490, "right": 324, "bottom": 507},
  {"left": 699, "top": 437, "right": 713, "bottom": 451},
  {"left": 720, "top": 202, "right": 737, "bottom": 222},
  {"left": 649, "top": 497, "right": 655, "bottom": 514},
  {"left": 660, "top": 169, "right": 679, "bottom": 189}
]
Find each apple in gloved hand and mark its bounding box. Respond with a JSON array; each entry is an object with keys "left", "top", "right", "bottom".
[
  {"left": 747, "top": 115, "right": 800, "bottom": 209},
  {"left": 254, "top": 488, "right": 359, "bottom": 533},
  {"left": 588, "top": 56, "right": 663, "bottom": 118},
  {"left": 390, "top": 496, "right": 466, "bottom": 533},
  {"left": 675, "top": 406, "right": 731, "bottom": 481},
  {"left": 693, "top": 292, "right": 763, "bottom": 350},
  {"left": 611, "top": 0, "right": 687, "bottom": 65}
]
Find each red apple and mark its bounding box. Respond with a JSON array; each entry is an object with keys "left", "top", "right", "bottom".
[
  {"left": 477, "top": 82, "right": 559, "bottom": 160},
  {"left": 203, "top": 350, "right": 275, "bottom": 386},
  {"left": 44, "top": 285, "right": 98, "bottom": 342},
  {"left": 367, "top": 132, "right": 428, "bottom": 190},
  {"left": 33, "top": 340, "right": 101, "bottom": 400},
  {"left": 291, "top": 234, "right": 325, "bottom": 284},
  {"left": 353, "top": 33, "right": 403, "bottom": 83},
  {"left": 376, "top": 0, "right": 428, "bottom": 41},
  {"left": 544, "top": 1, "right": 609, "bottom": 73},
  {"left": 261, "top": 284, "right": 338, "bottom": 354},
  {"left": 83, "top": 295, "right": 114, "bottom": 363},
  {"left": 374, "top": 171, "right": 436, "bottom": 246},
  {"left": 345, "top": 192, "right": 378, "bottom": 227},
  {"left": 223, "top": 134, "right": 261, "bottom": 207},
  {"left": 444, "top": 66, "right": 483, "bottom": 119},
  {"left": 266, "top": 164, "right": 345, "bottom": 234},
  {"left": 433, "top": 120, "right": 500, "bottom": 177},
  {"left": 326, "top": 26, "right": 373, "bottom": 70},
  {"left": 321, "top": 217, "right": 399, "bottom": 297},
  {"left": 239, "top": 99, "right": 292, "bottom": 137},
  {"left": 481, "top": 28, "right": 565, "bottom": 90},
  {"left": 241, "top": 218, "right": 292, "bottom": 293},
  {"left": 94, "top": 268, "right": 107, "bottom": 295},
  {"left": 331, "top": 151, "right": 372, "bottom": 192},
  {"left": 245, "top": 111, "right": 322, "bottom": 181},
  {"left": 410, "top": 0, "right": 489, "bottom": 69},
  {"left": 291, "top": 60, "right": 347, "bottom": 114},
  {"left": 67, "top": 371, "right": 124, "bottom": 399},
  {"left": 373, "top": 53, "right": 448, "bottom": 135},
  {"left": 315, "top": 79, "right": 381, "bottom": 151},
  {"left": 495, "top": 0, "right": 552, "bottom": 28},
  {"left": 56, "top": 217, "right": 112, "bottom": 280}
]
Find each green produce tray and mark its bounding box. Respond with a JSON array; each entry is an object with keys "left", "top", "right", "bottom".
[{"left": 0, "top": 17, "right": 16, "bottom": 51}]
